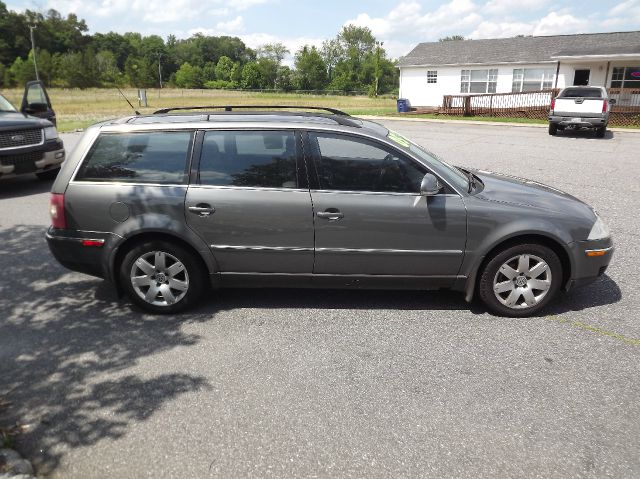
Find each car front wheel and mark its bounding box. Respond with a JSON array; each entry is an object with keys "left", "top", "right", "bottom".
[
  {"left": 478, "top": 243, "right": 562, "bottom": 317},
  {"left": 120, "top": 240, "right": 206, "bottom": 314}
]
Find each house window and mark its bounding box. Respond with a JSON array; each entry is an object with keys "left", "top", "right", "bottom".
[
  {"left": 511, "top": 68, "right": 555, "bottom": 92},
  {"left": 427, "top": 70, "right": 437, "bottom": 84},
  {"left": 461, "top": 69, "right": 497, "bottom": 94},
  {"left": 611, "top": 66, "right": 640, "bottom": 88}
]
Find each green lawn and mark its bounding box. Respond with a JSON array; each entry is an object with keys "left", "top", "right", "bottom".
[{"left": 2, "top": 87, "right": 636, "bottom": 131}]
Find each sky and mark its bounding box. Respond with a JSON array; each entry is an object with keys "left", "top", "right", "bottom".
[{"left": 7, "top": 0, "right": 640, "bottom": 63}]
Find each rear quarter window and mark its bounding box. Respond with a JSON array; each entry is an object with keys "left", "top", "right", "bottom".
[{"left": 75, "top": 131, "right": 193, "bottom": 184}]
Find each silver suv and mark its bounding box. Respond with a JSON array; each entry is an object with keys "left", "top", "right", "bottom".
[{"left": 46, "top": 106, "right": 613, "bottom": 316}]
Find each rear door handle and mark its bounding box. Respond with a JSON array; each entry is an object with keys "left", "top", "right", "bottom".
[
  {"left": 317, "top": 209, "right": 344, "bottom": 220},
  {"left": 188, "top": 204, "right": 215, "bottom": 217}
]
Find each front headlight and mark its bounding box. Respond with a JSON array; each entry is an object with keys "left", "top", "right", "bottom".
[
  {"left": 588, "top": 214, "right": 610, "bottom": 240},
  {"left": 44, "top": 126, "right": 58, "bottom": 140}
]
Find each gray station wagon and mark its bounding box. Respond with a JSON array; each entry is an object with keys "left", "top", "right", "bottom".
[{"left": 46, "top": 106, "right": 613, "bottom": 316}]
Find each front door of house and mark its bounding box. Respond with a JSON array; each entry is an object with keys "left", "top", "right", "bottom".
[{"left": 573, "top": 69, "right": 590, "bottom": 85}]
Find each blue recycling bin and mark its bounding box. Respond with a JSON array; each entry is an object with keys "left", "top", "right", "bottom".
[{"left": 397, "top": 98, "right": 410, "bottom": 113}]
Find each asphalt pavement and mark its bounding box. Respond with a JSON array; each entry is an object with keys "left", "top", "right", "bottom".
[{"left": 0, "top": 121, "right": 638, "bottom": 478}]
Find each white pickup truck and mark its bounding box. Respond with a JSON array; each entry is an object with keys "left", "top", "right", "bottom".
[{"left": 548, "top": 86, "right": 615, "bottom": 138}]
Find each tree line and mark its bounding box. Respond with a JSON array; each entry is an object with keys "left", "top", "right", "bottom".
[{"left": 0, "top": 2, "right": 398, "bottom": 95}]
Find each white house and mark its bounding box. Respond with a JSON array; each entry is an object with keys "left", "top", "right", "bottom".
[{"left": 397, "top": 31, "right": 640, "bottom": 108}]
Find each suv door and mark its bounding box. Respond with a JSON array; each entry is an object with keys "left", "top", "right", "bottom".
[
  {"left": 307, "top": 131, "right": 466, "bottom": 283},
  {"left": 20, "top": 80, "right": 56, "bottom": 125},
  {"left": 185, "top": 129, "right": 315, "bottom": 275}
]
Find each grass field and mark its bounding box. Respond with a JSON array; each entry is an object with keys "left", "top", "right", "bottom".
[
  {"left": 2, "top": 88, "right": 399, "bottom": 132},
  {"left": 4, "top": 88, "right": 636, "bottom": 132}
]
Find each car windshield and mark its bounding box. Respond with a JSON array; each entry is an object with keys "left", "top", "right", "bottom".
[
  {"left": 386, "top": 130, "right": 469, "bottom": 191},
  {"left": 0, "top": 94, "right": 17, "bottom": 112}
]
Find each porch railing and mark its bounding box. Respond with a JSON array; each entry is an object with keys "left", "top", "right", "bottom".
[{"left": 440, "top": 88, "right": 640, "bottom": 126}]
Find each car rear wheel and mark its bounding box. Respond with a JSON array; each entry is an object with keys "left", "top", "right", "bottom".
[
  {"left": 595, "top": 126, "right": 606, "bottom": 138},
  {"left": 548, "top": 123, "right": 558, "bottom": 136},
  {"left": 120, "top": 240, "right": 206, "bottom": 314},
  {"left": 478, "top": 243, "right": 562, "bottom": 317}
]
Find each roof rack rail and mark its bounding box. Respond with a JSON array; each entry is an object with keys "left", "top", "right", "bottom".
[{"left": 152, "top": 105, "right": 351, "bottom": 116}]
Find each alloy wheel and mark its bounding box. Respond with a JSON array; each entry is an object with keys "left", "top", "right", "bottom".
[
  {"left": 492, "top": 254, "right": 552, "bottom": 309},
  {"left": 130, "top": 250, "right": 190, "bottom": 306}
]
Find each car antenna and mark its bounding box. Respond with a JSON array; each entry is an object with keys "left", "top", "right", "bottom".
[{"left": 116, "top": 87, "right": 140, "bottom": 115}]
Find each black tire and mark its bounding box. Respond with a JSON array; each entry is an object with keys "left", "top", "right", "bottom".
[
  {"left": 478, "top": 243, "right": 563, "bottom": 317},
  {"left": 548, "top": 123, "right": 558, "bottom": 136},
  {"left": 36, "top": 167, "right": 60, "bottom": 181},
  {"left": 595, "top": 126, "right": 606, "bottom": 138},
  {"left": 119, "top": 240, "right": 207, "bottom": 314}
]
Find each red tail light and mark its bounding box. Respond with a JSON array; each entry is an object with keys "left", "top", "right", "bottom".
[
  {"left": 602, "top": 100, "right": 608, "bottom": 113},
  {"left": 50, "top": 193, "right": 67, "bottom": 229},
  {"left": 550, "top": 98, "right": 555, "bottom": 113}
]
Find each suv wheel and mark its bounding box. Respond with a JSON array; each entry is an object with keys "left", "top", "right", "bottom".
[
  {"left": 595, "top": 126, "right": 606, "bottom": 138},
  {"left": 478, "top": 243, "right": 562, "bottom": 317},
  {"left": 120, "top": 240, "right": 206, "bottom": 314},
  {"left": 548, "top": 123, "right": 558, "bottom": 136}
]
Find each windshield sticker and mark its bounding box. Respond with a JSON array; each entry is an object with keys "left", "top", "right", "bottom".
[{"left": 387, "top": 130, "right": 411, "bottom": 148}]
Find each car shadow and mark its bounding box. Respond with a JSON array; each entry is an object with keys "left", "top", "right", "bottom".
[
  {"left": 555, "top": 129, "right": 614, "bottom": 140},
  {"left": 0, "top": 175, "right": 54, "bottom": 199},
  {"left": 0, "top": 225, "right": 211, "bottom": 475},
  {"left": 0, "top": 225, "right": 623, "bottom": 474}
]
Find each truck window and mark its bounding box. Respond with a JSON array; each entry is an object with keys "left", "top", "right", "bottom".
[{"left": 559, "top": 89, "right": 602, "bottom": 98}]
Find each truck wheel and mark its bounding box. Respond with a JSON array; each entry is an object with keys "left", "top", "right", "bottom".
[
  {"left": 478, "top": 243, "right": 562, "bottom": 317},
  {"left": 548, "top": 123, "right": 558, "bottom": 136},
  {"left": 595, "top": 126, "right": 606, "bottom": 138}
]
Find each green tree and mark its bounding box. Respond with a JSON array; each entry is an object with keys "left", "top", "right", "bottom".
[
  {"left": 438, "top": 35, "right": 465, "bottom": 42},
  {"left": 241, "top": 62, "right": 262, "bottom": 89},
  {"left": 174, "top": 62, "right": 203, "bottom": 88},
  {"left": 275, "top": 65, "right": 292, "bottom": 91},
  {"left": 215, "top": 55, "right": 234, "bottom": 81},
  {"left": 95, "top": 50, "right": 122, "bottom": 85},
  {"left": 9, "top": 56, "right": 36, "bottom": 85},
  {"left": 294, "top": 46, "right": 327, "bottom": 90},
  {"left": 124, "top": 55, "right": 157, "bottom": 88},
  {"left": 257, "top": 42, "right": 289, "bottom": 65}
]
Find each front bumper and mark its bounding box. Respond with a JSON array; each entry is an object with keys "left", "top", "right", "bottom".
[
  {"left": 46, "top": 227, "right": 117, "bottom": 279},
  {"left": 565, "top": 238, "right": 614, "bottom": 291},
  {"left": 0, "top": 139, "right": 65, "bottom": 178},
  {"left": 549, "top": 115, "right": 607, "bottom": 129}
]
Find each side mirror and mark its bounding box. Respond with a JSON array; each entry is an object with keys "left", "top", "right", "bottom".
[
  {"left": 420, "top": 173, "right": 442, "bottom": 196},
  {"left": 609, "top": 98, "right": 616, "bottom": 105}
]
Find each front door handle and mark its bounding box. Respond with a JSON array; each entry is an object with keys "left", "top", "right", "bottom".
[
  {"left": 317, "top": 209, "right": 344, "bottom": 220},
  {"left": 188, "top": 204, "right": 215, "bottom": 217}
]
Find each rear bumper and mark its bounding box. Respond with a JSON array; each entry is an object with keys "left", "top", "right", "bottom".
[
  {"left": 565, "top": 239, "right": 614, "bottom": 291},
  {"left": 548, "top": 115, "right": 607, "bottom": 128},
  {"left": 46, "top": 227, "right": 118, "bottom": 279}
]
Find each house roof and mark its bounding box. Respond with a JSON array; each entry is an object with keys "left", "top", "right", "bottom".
[{"left": 397, "top": 31, "right": 640, "bottom": 67}]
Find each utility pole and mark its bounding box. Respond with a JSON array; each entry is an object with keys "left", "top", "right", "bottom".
[
  {"left": 29, "top": 25, "right": 40, "bottom": 82},
  {"left": 158, "top": 53, "right": 163, "bottom": 89},
  {"left": 374, "top": 41, "right": 383, "bottom": 97}
]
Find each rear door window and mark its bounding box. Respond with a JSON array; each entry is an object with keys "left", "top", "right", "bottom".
[
  {"left": 198, "top": 130, "right": 299, "bottom": 188},
  {"left": 75, "top": 131, "right": 193, "bottom": 184}
]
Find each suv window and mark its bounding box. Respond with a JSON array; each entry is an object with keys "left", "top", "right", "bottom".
[
  {"left": 309, "top": 132, "right": 425, "bottom": 193},
  {"left": 198, "top": 130, "right": 298, "bottom": 188},
  {"left": 76, "top": 131, "right": 193, "bottom": 184}
]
